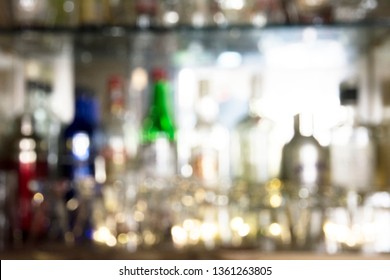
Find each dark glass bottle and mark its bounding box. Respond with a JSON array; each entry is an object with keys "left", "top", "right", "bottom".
[
  {"left": 59, "top": 88, "right": 101, "bottom": 242},
  {"left": 60, "top": 89, "right": 101, "bottom": 181},
  {"left": 7, "top": 80, "right": 60, "bottom": 242}
]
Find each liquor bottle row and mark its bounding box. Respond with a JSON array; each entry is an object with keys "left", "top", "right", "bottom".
[
  {"left": 0, "top": 0, "right": 388, "bottom": 30},
  {"left": 0, "top": 68, "right": 390, "bottom": 255}
]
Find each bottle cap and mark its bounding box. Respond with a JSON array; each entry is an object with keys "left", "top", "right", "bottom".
[
  {"left": 151, "top": 68, "right": 167, "bottom": 81},
  {"left": 340, "top": 85, "right": 358, "bottom": 105},
  {"left": 108, "top": 75, "right": 123, "bottom": 88}
]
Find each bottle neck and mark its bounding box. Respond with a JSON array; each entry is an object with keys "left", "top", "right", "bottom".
[
  {"left": 25, "top": 88, "right": 47, "bottom": 113},
  {"left": 107, "top": 85, "right": 126, "bottom": 118},
  {"left": 341, "top": 103, "right": 357, "bottom": 126},
  {"left": 150, "top": 80, "right": 173, "bottom": 118},
  {"left": 294, "top": 112, "right": 314, "bottom": 137}
]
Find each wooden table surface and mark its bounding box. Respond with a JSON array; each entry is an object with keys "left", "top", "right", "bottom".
[{"left": 1, "top": 243, "right": 390, "bottom": 260}]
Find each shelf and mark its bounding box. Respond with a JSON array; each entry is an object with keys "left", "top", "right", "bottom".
[{"left": 1, "top": 24, "right": 388, "bottom": 66}]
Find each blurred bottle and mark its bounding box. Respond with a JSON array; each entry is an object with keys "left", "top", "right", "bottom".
[
  {"left": 375, "top": 80, "right": 390, "bottom": 191},
  {"left": 326, "top": 82, "right": 378, "bottom": 253},
  {"left": 157, "top": 0, "right": 181, "bottom": 28},
  {"left": 232, "top": 75, "right": 282, "bottom": 187},
  {"left": 330, "top": 82, "right": 376, "bottom": 193},
  {"left": 47, "top": 0, "right": 80, "bottom": 27},
  {"left": 7, "top": 80, "right": 61, "bottom": 242},
  {"left": 109, "top": 0, "right": 136, "bottom": 26},
  {"left": 139, "top": 68, "right": 177, "bottom": 179},
  {"left": 249, "top": 0, "right": 287, "bottom": 26},
  {"left": 60, "top": 88, "right": 101, "bottom": 182},
  {"left": 99, "top": 75, "right": 138, "bottom": 186},
  {"left": 179, "top": 0, "right": 216, "bottom": 28},
  {"left": 0, "top": 0, "right": 13, "bottom": 28},
  {"left": 189, "top": 79, "right": 229, "bottom": 186},
  {"left": 280, "top": 112, "right": 329, "bottom": 250},
  {"left": 80, "top": 0, "right": 110, "bottom": 27},
  {"left": 135, "top": 0, "right": 158, "bottom": 28},
  {"left": 12, "top": 0, "right": 51, "bottom": 28},
  {"left": 286, "top": 0, "right": 333, "bottom": 24},
  {"left": 229, "top": 75, "right": 284, "bottom": 249},
  {"left": 59, "top": 88, "right": 102, "bottom": 241},
  {"left": 214, "top": 0, "right": 253, "bottom": 25},
  {"left": 332, "top": 0, "right": 379, "bottom": 23}
]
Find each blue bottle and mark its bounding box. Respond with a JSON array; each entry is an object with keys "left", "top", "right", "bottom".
[{"left": 59, "top": 88, "right": 102, "bottom": 242}]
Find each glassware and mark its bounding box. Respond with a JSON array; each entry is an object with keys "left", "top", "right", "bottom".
[
  {"left": 229, "top": 75, "right": 285, "bottom": 249},
  {"left": 135, "top": 68, "right": 177, "bottom": 248},
  {"left": 59, "top": 88, "right": 102, "bottom": 242},
  {"left": 189, "top": 78, "right": 230, "bottom": 186},
  {"left": 95, "top": 75, "right": 139, "bottom": 248},
  {"left": 109, "top": 0, "right": 136, "bottom": 26},
  {"left": 286, "top": 0, "right": 333, "bottom": 24},
  {"left": 157, "top": 0, "right": 181, "bottom": 28},
  {"left": 0, "top": 0, "right": 13, "bottom": 28},
  {"left": 330, "top": 82, "right": 376, "bottom": 194},
  {"left": 331, "top": 0, "right": 379, "bottom": 23},
  {"left": 47, "top": 0, "right": 80, "bottom": 28},
  {"left": 139, "top": 68, "right": 177, "bottom": 179},
  {"left": 179, "top": 0, "right": 215, "bottom": 28},
  {"left": 280, "top": 112, "right": 330, "bottom": 250},
  {"left": 12, "top": 0, "right": 51, "bottom": 28},
  {"left": 80, "top": 0, "right": 110, "bottom": 27},
  {"left": 135, "top": 0, "right": 158, "bottom": 28},
  {"left": 327, "top": 81, "right": 377, "bottom": 253}
]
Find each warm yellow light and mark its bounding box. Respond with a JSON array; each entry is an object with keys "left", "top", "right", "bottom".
[
  {"left": 269, "top": 223, "right": 282, "bottom": 236},
  {"left": 230, "top": 217, "right": 244, "bottom": 231},
  {"left": 133, "top": 211, "right": 145, "bottom": 222},
  {"left": 238, "top": 223, "right": 251, "bottom": 237},
  {"left": 33, "top": 192, "right": 44, "bottom": 204},
  {"left": 171, "top": 225, "right": 187, "bottom": 247},
  {"left": 117, "top": 233, "right": 129, "bottom": 245},
  {"left": 66, "top": 198, "right": 79, "bottom": 211},
  {"left": 143, "top": 230, "right": 157, "bottom": 246},
  {"left": 270, "top": 194, "right": 283, "bottom": 208}
]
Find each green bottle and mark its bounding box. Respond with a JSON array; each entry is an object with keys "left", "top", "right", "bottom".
[{"left": 140, "top": 68, "right": 177, "bottom": 178}]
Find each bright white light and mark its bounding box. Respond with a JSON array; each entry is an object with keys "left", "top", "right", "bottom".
[
  {"left": 131, "top": 67, "right": 148, "bottom": 92},
  {"left": 302, "top": 27, "right": 318, "bottom": 43},
  {"left": 163, "top": 11, "right": 179, "bottom": 25},
  {"left": 221, "top": 0, "right": 245, "bottom": 10},
  {"left": 217, "top": 52, "right": 242, "bottom": 68},
  {"left": 19, "top": 0, "right": 36, "bottom": 11},
  {"left": 72, "top": 132, "right": 90, "bottom": 161},
  {"left": 63, "top": 0, "right": 74, "bottom": 13}
]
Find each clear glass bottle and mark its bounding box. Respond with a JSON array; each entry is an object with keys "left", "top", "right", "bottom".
[
  {"left": 156, "top": 0, "right": 181, "bottom": 28},
  {"left": 286, "top": 0, "right": 333, "bottom": 24},
  {"left": 330, "top": 83, "right": 376, "bottom": 193},
  {"left": 189, "top": 79, "right": 229, "bottom": 186},
  {"left": 179, "top": 0, "right": 215, "bottom": 28},
  {"left": 281, "top": 112, "right": 329, "bottom": 250},
  {"left": 100, "top": 75, "right": 138, "bottom": 185},
  {"left": 326, "top": 82, "right": 377, "bottom": 252},
  {"left": 12, "top": 0, "right": 50, "bottom": 27},
  {"left": 232, "top": 76, "right": 282, "bottom": 187},
  {"left": 135, "top": 0, "right": 158, "bottom": 28},
  {"left": 80, "top": 0, "right": 110, "bottom": 27},
  {"left": 229, "top": 75, "right": 285, "bottom": 250}
]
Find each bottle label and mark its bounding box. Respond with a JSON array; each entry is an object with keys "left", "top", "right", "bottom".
[
  {"left": 141, "top": 137, "right": 176, "bottom": 178},
  {"left": 331, "top": 144, "right": 374, "bottom": 191}
]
